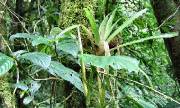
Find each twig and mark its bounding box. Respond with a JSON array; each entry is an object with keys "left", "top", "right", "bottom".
[{"left": 77, "top": 26, "right": 88, "bottom": 104}]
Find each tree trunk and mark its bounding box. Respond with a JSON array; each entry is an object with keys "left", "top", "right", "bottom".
[
  {"left": 151, "top": 0, "right": 180, "bottom": 83},
  {"left": 59, "top": 0, "right": 97, "bottom": 108}
]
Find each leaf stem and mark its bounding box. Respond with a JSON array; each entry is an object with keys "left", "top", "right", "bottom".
[
  {"left": 110, "top": 32, "right": 178, "bottom": 51},
  {"left": 77, "top": 27, "right": 88, "bottom": 105}
]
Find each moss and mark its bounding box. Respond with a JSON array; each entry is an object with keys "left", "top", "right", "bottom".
[
  {"left": 59, "top": 0, "right": 97, "bottom": 28},
  {"left": 0, "top": 77, "right": 15, "bottom": 108}
]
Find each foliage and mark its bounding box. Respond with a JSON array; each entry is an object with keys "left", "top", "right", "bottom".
[
  {"left": 0, "top": 0, "right": 179, "bottom": 107},
  {"left": 0, "top": 53, "right": 14, "bottom": 76}
]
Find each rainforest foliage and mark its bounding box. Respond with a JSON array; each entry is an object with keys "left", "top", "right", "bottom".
[{"left": 0, "top": 0, "right": 180, "bottom": 108}]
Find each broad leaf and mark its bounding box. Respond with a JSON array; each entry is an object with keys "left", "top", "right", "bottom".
[
  {"left": 20, "top": 52, "right": 51, "bottom": 69},
  {"left": 10, "top": 33, "right": 50, "bottom": 46},
  {"left": 47, "top": 61, "right": 84, "bottom": 92},
  {"left": 56, "top": 39, "right": 79, "bottom": 57},
  {"left": 31, "top": 36, "right": 50, "bottom": 46},
  {"left": 80, "top": 54, "right": 139, "bottom": 72},
  {"left": 0, "top": 53, "right": 14, "bottom": 76}
]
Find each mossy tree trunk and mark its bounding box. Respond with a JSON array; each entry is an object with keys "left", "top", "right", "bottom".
[
  {"left": 151, "top": 0, "right": 180, "bottom": 83},
  {"left": 0, "top": 1, "right": 16, "bottom": 108},
  {"left": 59, "top": 0, "right": 97, "bottom": 108}
]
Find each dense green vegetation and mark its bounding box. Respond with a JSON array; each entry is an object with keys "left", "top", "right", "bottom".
[{"left": 0, "top": 0, "right": 179, "bottom": 108}]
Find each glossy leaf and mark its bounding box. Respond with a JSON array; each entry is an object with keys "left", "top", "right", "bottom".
[
  {"left": 80, "top": 54, "right": 139, "bottom": 72},
  {"left": 0, "top": 53, "right": 14, "bottom": 76},
  {"left": 47, "top": 61, "right": 84, "bottom": 92},
  {"left": 56, "top": 39, "right": 79, "bottom": 57},
  {"left": 31, "top": 36, "right": 50, "bottom": 46},
  {"left": 20, "top": 52, "right": 51, "bottom": 69}
]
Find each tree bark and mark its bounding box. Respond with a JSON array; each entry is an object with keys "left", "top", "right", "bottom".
[{"left": 151, "top": 0, "right": 180, "bottom": 83}]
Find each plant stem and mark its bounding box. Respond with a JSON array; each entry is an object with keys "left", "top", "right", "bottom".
[{"left": 77, "top": 27, "right": 89, "bottom": 106}]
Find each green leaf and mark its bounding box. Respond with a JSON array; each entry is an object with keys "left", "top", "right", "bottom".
[
  {"left": 84, "top": 8, "right": 100, "bottom": 44},
  {"left": 20, "top": 52, "right": 51, "bottom": 69},
  {"left": 15, "top": 83, "right": 29, "bottom": 91},
  {"left": 80, "top": 54, "right": 139, "bottom": 72},
  {"left": 23, "top": 96, "right": 34, "bottom": 105},
  {"left": 123, "top": 86, "right": 157, "bottom": 108},
  {"left": 10, "top": 33, "right": 50, "bottom": 46},
  {"left": 133, "top": 98, "right": 157, "bottom": 108},
  {"left": 31, "top": 36, "right": 50, "bottom": 46},
  {"left": 9, "top": 33, "right": 36, "bottom": 41},
  {"left": 107, "top": 9, "right": 147, "bottom": 42},
  {"left": 47, "top": 61, "right": 84, "bottom": 92},
  {"left": 104, "top": 9, "right": 117, "bottom": 40},
  {"left": 50, "top": 27, "right": 62, "bottom": 36},
  {"left": 29, "top": 81, "right": 41, "bottom": 94},
  {"left": 99, "top": 15, "right": 109, "bottom": 40},
  {"left": 56, "top": 39, "right": 79, "bottom": 57},
  {"left": 0, "top": 53, "right": 14, "bottom": 76},
  {"left": 54, "top": 25, "right": 80, "bottom": 41}
]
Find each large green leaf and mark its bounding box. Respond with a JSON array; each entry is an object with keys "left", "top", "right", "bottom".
[
  {"left": 56, "top": 39, "right": 79, "bottom": 57},
  {"left": 47, "top": 61, "right": 84, "bottom": 92},
  {"left": 20, "top": 52, "right": 51, "bottom": 69},
  {"left": 0, "top": 53, "right": 14, "bottom": 76},
  {"left": 80, "top": 54, "right": 139, "bottom": 72},
  {"left": 31, "top": 36, "right": 50, "bottom": 46}
]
